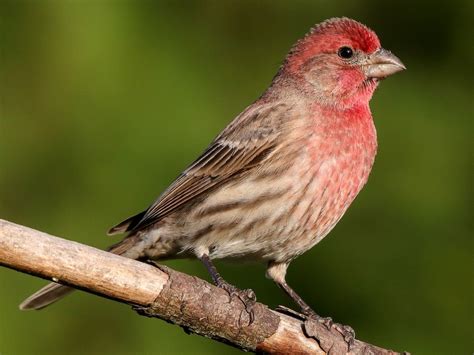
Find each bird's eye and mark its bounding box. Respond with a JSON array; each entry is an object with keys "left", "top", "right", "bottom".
[{"left": 338, "top": 46, "right": 354, "bottom": 59}]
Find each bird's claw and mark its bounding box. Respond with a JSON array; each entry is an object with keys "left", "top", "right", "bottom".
[
  {"left": 335, "top": 324, "right": 356, "bottom": 346},
  {"left": 216, "top": 280, "right": 256, "bottom": 323},
  {"left": 305, "top": 310, "right": 355, "bottom": 347},
  {"left": 274, "top": 305, "right": 306, "bottom": 320}
]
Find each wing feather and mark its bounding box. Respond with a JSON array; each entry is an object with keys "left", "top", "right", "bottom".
[{"left": 109, "top": 102, "right": 289, "bottom": 234}]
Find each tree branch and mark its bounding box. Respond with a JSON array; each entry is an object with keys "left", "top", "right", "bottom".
[{"left": 0, "top": 219, "right": 405, "bottom": 354}]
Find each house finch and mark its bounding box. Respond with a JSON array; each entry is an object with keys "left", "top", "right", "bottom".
[{"left": 20, "top": 17, "right": 404, "bottom": 340}]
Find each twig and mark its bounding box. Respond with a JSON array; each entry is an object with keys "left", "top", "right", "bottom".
[{"left": 0, "top": 219, "right": 405, "bottom": 354}]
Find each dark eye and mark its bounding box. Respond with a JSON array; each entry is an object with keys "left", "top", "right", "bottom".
[{"left": 338, "top": 46, "right": 353, "bottom": 59}]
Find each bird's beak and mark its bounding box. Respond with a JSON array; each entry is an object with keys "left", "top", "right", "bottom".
[{"left": 363, "top": 48, "right": 406, "bottom": 79}]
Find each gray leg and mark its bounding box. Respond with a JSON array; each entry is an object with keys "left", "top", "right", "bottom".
[
  {"left": 267, "top": 261, "right": 355, "bottom": 344},
  {"left": 277, "top": 280, "right": 321, "bottom": 318},
  {"left": 200, "top": 254, "right": 256, "bottom": 316}
]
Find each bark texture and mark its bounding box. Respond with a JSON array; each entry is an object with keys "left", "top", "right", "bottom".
[{"left": 0, "top": 219, "right": 406, "bottom": 354}]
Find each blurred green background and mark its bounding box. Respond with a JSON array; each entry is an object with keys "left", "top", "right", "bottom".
[{"left": 0, "top": 1, "right": 471, "bottom": 354}]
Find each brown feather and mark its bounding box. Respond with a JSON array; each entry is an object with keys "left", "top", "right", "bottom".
[
  {"left": 119, "top": 103, "right": 288, "bottom": 233},
  {"left": 19, "top": 234, "right": 140, "bottom": 310}
]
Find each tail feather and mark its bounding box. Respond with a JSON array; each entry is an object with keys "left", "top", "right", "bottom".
[
  {"left": 19, "top": 234, "right": 140, "bottom": 311},
  {"left": 19, "top": 283, "right": 74, "bottom": 311},
  {"left": 107, "top": 211, "right": 146, "bottom": 236}
]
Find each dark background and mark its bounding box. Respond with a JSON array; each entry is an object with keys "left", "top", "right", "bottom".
[{"left": 0, "top": 1, "right": 471, "bottom": 354}]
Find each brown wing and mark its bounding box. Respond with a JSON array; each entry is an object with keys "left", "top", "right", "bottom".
[{"left": 109, "top": 102, "right": 288, "bottom": 234}]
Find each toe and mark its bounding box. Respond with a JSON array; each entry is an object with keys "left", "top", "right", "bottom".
[{"left": 332, "top": 322, "right": 356, "bottom": 346}]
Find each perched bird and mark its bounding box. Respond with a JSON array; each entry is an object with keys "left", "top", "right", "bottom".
[{"left": 20, "top": 17, "right": 404, "bottom": 338}]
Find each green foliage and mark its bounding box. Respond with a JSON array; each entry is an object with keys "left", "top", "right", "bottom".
[{"left": 0, "top": 1, "right": 471, "bottom": 354}]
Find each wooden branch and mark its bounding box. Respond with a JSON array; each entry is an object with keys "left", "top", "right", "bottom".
[{"left": 0, "top": 219, "right": 405, "bottom": 354}]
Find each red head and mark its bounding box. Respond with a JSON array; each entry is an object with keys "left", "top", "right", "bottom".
[{"left": 277, "top": 18, "right": 405, "bottom": 108}]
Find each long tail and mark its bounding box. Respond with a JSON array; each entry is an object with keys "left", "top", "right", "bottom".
[
  {"left": 19, "top": 283, "right": 75, "bottom": 310},
  {"left": 19, "top": 234, "right": 140, "bottom": 311}
]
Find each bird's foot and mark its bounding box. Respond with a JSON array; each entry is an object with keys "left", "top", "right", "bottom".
[
  {"left": 275, "top": 305, "right": 306, "bottom": 320},
  {"left": 304, "top": 309, "right": 355, "bottom": 346},
  {"left": 216, "top": 279, "right": 256, "bottom": 322}
]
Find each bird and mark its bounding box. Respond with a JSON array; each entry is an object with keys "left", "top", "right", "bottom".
[{"left": 20, "top": 17, "right": 404, "bottom": 339}]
